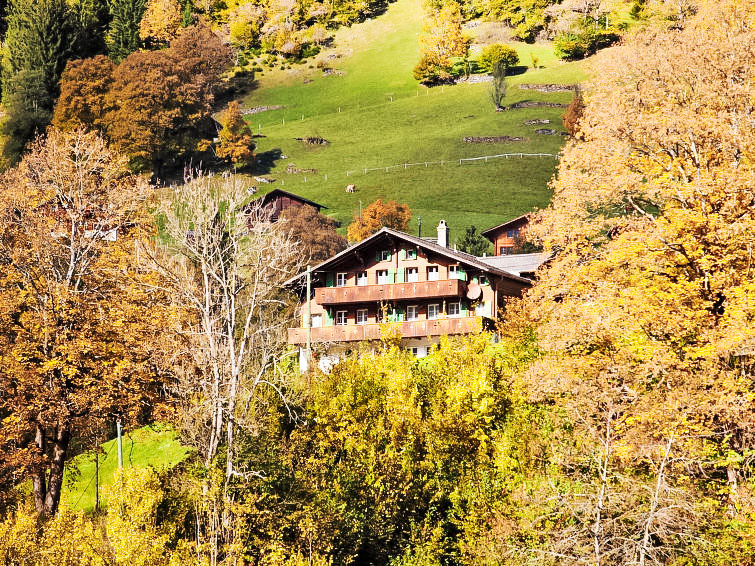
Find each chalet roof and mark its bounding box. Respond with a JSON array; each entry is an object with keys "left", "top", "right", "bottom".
[
  {"left": 477, "top": 252, "right": 550, "bottom": 276},
  {"left": 257, "top": 189, "right": 327, "bottom": 210},
  {"left": 285, "top": 227, "right": 533, "bottom": 287},
  {"left": 480, "top": 214, "right": 530, "bottom": 238}
]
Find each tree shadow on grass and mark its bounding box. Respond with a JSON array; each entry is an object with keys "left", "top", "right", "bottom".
[{"left": 252, "top": 148, "right": 283, "bottom": 175}]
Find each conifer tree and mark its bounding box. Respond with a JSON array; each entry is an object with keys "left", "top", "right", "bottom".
[
  {"left": 107, "top": 0, "right": 146, "bottom": 62},
  {"left": 1, "top": 0, "right": 74, "bottom": 163},
  {"left": 68, "top": 0, "right": 110, "bottom": 58}
]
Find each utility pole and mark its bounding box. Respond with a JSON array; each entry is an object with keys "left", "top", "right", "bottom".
[
  {"left": 116, "top": 418, "right": 123, "bottom": 469},
  {"left": 306, "top": 265, "right": 312, "bottom": 369},
  {"left": 417, "top": 216, "right": 422, "bottom": 238}
]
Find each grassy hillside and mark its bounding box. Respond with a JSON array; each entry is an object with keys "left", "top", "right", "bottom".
[
  {"left": 240, "top": 0, "right": 586, "bottom": 238},
  {"left": 62, "top": 425, "right": 191, "bottom": 513}
]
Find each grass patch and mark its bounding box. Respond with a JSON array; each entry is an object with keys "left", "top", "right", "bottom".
[
  {"left": 242, "top": 0, "right": 588, "bottom": 240},
  {"left": 62, "top": 424, "right": 192, "bottom": 513}
]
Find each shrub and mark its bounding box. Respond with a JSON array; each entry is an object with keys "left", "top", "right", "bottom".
[
  {"left": 413, "top": 55, "right": 452, "bottom": 85},
  {"left": 477, "top": 44, "right": 519, "bottom": 74},
  {"left": 554, "top": 28, "right": 619, "bottom": 60}
]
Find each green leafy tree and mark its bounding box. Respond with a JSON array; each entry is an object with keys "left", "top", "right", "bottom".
[
  {"left": 477, "top": 43, "right": 519, "bottom": 74},
  {"left": 107, "top": 0, "right": 146, "bottom": 62},
  {"left": 456, "top": 225, "right": 491, "bottom": 256}
]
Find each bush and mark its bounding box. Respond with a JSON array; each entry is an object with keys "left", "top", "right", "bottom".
[
  {"left": 477, "top": 44, "right": 519, "bottom": 74},
  {"left": 554, "top": 28, "right": 619, "bottom": 60},
  {"left": 413, "top": 55, "right": 452, "bottom": 85}
]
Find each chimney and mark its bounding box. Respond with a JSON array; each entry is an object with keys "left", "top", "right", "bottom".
[{"left": 437, "top": 220, "right": 449, "bottom": 247}]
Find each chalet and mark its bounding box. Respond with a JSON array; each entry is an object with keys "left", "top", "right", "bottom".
[
  {"left": 256, "top": 189, "right": 327, "bottom": 222},
  {"left": 286, "top": 221, "right": 533, "bottom": 371},
  {"left": 481, "top": 214, "right": 529, "bottom": 256}
]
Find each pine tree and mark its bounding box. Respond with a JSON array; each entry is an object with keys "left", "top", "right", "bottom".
[
  {"left": 107, "top": 0, "right": 146, "bottom": 62},
  {"left": 1, "top": 0, "right": 74, "bottom": 163},
  {"left": 68, "top": 0, "right": 110, "bottom": 58}
]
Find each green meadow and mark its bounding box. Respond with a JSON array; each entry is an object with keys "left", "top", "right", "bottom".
[
  {"left": 62, "top": 425, "right": 191, "bottom": 513},
  {"left": 241, "top": 0, "right": 587, "bottom": 238}
]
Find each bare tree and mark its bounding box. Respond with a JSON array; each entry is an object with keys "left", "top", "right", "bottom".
[{"left": 150, "top": 173, "right": 303, "bottom": 480}]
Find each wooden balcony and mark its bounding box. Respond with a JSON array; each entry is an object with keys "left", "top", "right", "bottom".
[
  {"left": 287, "top": 316, "right": 482, "bottom": 345},
  {"left": 315, "top": 279, "right": 466, "bottom": 305}
]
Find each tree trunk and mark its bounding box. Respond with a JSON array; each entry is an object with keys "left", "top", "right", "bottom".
[
  {"left": 32, "top": 423, "right": 47, "bottom": 514},
  {"left": 44, "top": 425, "right": 71, "bottom": 516}
]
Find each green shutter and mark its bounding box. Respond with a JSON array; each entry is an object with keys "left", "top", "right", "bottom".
[
  {"left": 457, "top": 267, "right": 466, "bottom": 280},
  {"left": 325, "top": 273, "right": 334, "bottom": 287},
  {"left": 399, "top": 249, "right": 406, "bottom": 260},
  {"left": 386, "top": 251, "right": 392, "bottom": 261},
  {"left": 376, "top": 251, "right": 381, "bottom": 262},
  {"left": 387, "top": 268, "right": 395, "bottom": 283},
  {"left": 461, "top": 301, "right": 467, "bottom": 316},
  {"left": 396, "top": 268, "right": 405, "bottom": 283},
  {"left": 324, "top": 308, "right": 333, "bottom": 326}
]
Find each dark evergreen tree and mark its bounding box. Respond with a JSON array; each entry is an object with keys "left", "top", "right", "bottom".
[
  {"left": 456, "top": 225, "right": 491, "bottom": 256},
  {"left": 107, "top": 0, "right": 146, "bottom": 63},
  {"left": 69, "top": 0, "right": 110, "bottom": 58},
  {"left": 1, "top": 0, "right": 74, "bottom": 163}
]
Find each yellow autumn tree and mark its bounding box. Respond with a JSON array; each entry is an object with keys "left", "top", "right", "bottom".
[
  {"left": 346, "top": 199, "right": 411, "bottom": 242},
  {"left": 505, "top": 3, "right": 755, "bottom": 561},
  {"left": 139, "top": 0, "right": 182, "bottom": 48},
  {"left": 215, "top": 100, "right": 255, "bottom": 167},
  {"left": 414, "top": 3, "right": 468, "bottom": 84},
  {"left": 0, "top": 128, "right": 174, "bottom": 517}
]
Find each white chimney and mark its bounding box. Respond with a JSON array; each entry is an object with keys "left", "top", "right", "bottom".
[{"left": 437, "top": 220, "right": 449, "bottom": 247}]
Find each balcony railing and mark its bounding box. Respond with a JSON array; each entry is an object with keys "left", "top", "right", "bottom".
[
  {"left": 287, "top": 316, "right": 482, "bottom": 345},
  {"left": 315, "top": 279, "right": 466, "bottom": 305}
]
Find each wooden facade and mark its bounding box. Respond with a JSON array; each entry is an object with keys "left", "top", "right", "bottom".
[
  {"left": 481, "top": 214, "right": 529, "bottom": 256},
  {"left": 257, "top": 189, "right": 326, "bottom": 222},
  {"left": 286, "top": 227, "right": 532, "bottom": 355}
]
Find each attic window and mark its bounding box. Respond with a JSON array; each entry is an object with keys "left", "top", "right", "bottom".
[
  {"left": 406, "top": 249, "right": 417, "bottom": 260},
  {"left": 377, "top": 250, "right": 391, "bottom": 262}
]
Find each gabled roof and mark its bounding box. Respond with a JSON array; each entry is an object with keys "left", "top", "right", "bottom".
[
  {"left": 481, "top": 213, "right": 530, "bottom": 238},
  {"left": 258, "top": 189, "right": 327, "bottom": 210},
  {"left": 285, "top": 227, "right": 532, "bottom": 287}
]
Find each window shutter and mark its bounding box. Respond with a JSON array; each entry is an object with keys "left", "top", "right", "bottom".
[
  {"left": 461, "top": 301, "right": 467, "bottom": 316},
  {"left": 386, "top": 251, "right": 392, "bottom": 261},
  {"left": 376, "top": 251, "right": 381, "bottom": 262},
  {"left": 457, "top": 267, "right": 466, "bottom": 280},
  {"left": 396, "top": 268, "right": 405, "bottom": 283},
  {"left": 398, "top": 249, "right": 406, "bottom": 260},
  {"left": 387, "top": 268, "right": 395, "bottom": 283},
  {"left": 325, "top": 273, "right": 334, "bottom": 287},
  {"left": 324, "top": 308, "right": 333, "bottom": 326}
]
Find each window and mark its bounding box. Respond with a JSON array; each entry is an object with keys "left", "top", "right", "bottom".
[
  {"left": 409, "top": 346, "right": 426, "bottom": 358},
  {"left": 448, "top": 301, "right": 461, "bottom": 317},
  {"left": 427, "top": 266, "right": 439, "bottom": 281},
  {"left": 499, "top": 246, "right": 514, "bottom": 255},
  {"left": 479, "top": 275, "right": 488, "bottom": 286},
  {"left": 378, "top": 250, "right": 391, "bottom": 262},
  {"left": 427, "top": 304, "right": 440, "bottom": 320},
  {"left": 336, "top": 311, "right": 348, "bottom": 325},
  {"left": 406, "top": 268, "right": 418, "bottom": 282},
  {"left": 356, "top": 309, "right": 368, "bottom": 324},
  {"left": 336, "top": 272, "right": 348, "bottom": 287},
  {"left": 376, "top": 269, "right": 389, "bottom": 284},
  {"left": 506, "top": 228, "right": 520, "bottom": 239},
  {"left": 311, "top": 314, "right": 322, "bottom": 328},
  {"left": 356, "top": 271, "right": 368, "bottom": 286},
  {"left": 407, "top": 305, "right": 418, "bottom": 321},
  {"left": 449, "top": 265, "right": 466, "bottom": 280},
  {"left": 406, "top": 249, "right": 417, "bottom": 260}
]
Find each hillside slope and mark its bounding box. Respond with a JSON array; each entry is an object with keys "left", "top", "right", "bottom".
[{"left": 241, "top": 0, "right": 585, "bottom": 238}]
